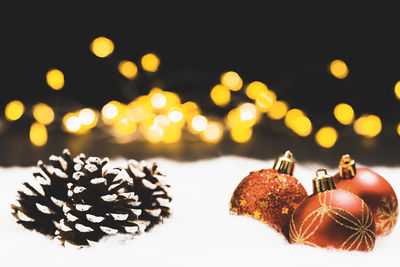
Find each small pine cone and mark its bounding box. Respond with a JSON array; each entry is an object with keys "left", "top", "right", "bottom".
[
  {"left": 125, "top": 160, "right": 172, "bottom": 231},
  {"left": 56, "top": 156, "right": 143, "bottom": 247},
  {"left": 11, "top": 149, "right": 85, "bottom": 236}
]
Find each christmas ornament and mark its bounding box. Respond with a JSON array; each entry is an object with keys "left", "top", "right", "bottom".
[
  {"left": 229, "top": 150, "right": 308, "bottom": 236},
  {"left": 333, "top": 154, "right": 398, "bottom": 236},
  {"left": 11, "top": 149, "right": 81, "bottom": 236},
  {"left": 11, "top": 149, "right": 171, "bottom": 247},
  {"left": 289, "top": 169, "right": 376, "bottom": 252}
]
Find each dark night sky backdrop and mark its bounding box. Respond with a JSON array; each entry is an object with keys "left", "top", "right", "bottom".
[{"left": 1, "top": 6, "right": 399, "bottom": 166}]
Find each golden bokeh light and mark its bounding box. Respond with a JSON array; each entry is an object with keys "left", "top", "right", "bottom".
[
  {"left": 162, "top": 127, "right": 182, "bottom": 144},
  {"left": 231, "top": 125, "right": 252, "bottom": 143},
  {"left": 154, "top": 114, "right": 170, "bottom": 128},
  {"left": 114, "top": 117, "right": 137, "bottom": 135},
  {"left": 164, "top": 91, "right": 181, "bottom": 110},
  {"left": 353, "top": 114, "right": 382, "bottom": 138},
  {"left": 118, "top": 60, "right": 138, "bottom": 79},
  {"left": 191, "top": 115, "right": 208, "bottom": 132},
  {"left": 334, "top": 103, "right": 355, "bottom": 125},
  {"left": 329, "top": 59, "right": 349, "bottom": 79},
  {"left": 46, "top": 69, "right": 65, "bottom": 90},
  {"left": 151, "top": 92, "right": 167, "bottom": 109},
  {"left": 90, "top": 37, "right": 114, "bottom": 58},
  {"left": 79, "top": 108, "right": 98, "bottom": 127},
  {"left": 141, "top": 53, "right": 160, "bottom": 72},
  {"left": 267, "top": 100, "right": 288, "bottom": 120},
  {"left": 30, "top": 122, "right": 47, "bottom": 147},
  {"left": 394, "top": 81, "right": 400, "bottom": 100},
  {"left": 210, "top": 84, "right": 231, "bottom": 107},
  {"left": 145, "top": 124, "right": 164, "bottom": 143},
  {"left": 291, "top": 116, "right": 312, "bottom": 137},
  {"left": 5, "top": 100, "right": 24, "bottom": 121},
  {"left": 284, "top": 109, "right": 305, "bottom": 129},
  {"left": 64, "top": 113, "right": 81, "bottom": 133},
  {"left": 255, "top": 90, "right": 276, "bottom": 111},
  {"left": 168, "top": 107, "right": 184, "bottom": 123},
  {"left": 202, "top": 122, "right": 223, "bottom": 143},
  {"left": 239, "top": 103, "right": 257, "bottom": 121},
  {"left": 246, "top": 81, "right": 268, "bottom": 100},
  {"left": 127, "top": 100, "right": 152, "bottom": 123},
  {"left": 182, "top": 101, "right": 200, "bottom": 120},
  {"left": 397, "top": 123, "right": 400, "bottom": 136},
  {"left": 226, "top": 108, "right": 256, "bottom": 128},
  {"left": 102, "top": 101, "right": 120, "bottom": 120},
  {"left": 33, "top": 103, "right": 55, "bottom": 125},
  {"left": 220, "top": 71, "right": 243, "bottom": 91},
  {"left": 315, "top": 126, "right": 338, "bottom": 148}
]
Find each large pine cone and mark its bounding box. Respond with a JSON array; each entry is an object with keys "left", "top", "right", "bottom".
[
  {"left": 56, "top": 156, "right": 144, "bottom": 246},
  {"left": 11, "top": 149, "right": 83, "bottom": 236},
  {"left": 125, "top": 160, "right": 171, "bottom": 231},
  {"left": 12, "top": 149, "right": 172, "bottom": 247}
]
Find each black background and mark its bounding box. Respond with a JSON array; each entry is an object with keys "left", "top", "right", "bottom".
[{"left": 1, "top": 5, "right": 399, "bottom": 166}]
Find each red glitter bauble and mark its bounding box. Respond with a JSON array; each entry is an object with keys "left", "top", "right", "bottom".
[
  {"left": 230, "top": 151, "right": 307, "bottom": 236},
  {"left": 334, "top": 156, "right": 398, "bottom": 236},
  {"left": 289, "top": 169, "right": 376, "bottom": 252}
]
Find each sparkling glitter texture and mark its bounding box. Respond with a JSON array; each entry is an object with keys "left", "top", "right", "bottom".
[{"left": 230, "top": 168, "right": 307, "bottom": 237}]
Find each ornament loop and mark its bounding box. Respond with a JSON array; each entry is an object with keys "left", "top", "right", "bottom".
[
  {"left": 339, "top": 154, "right": 357, "bottom": 179},
  {"left": 272, "top": 150, "right": 295, "bottom": 175},
  {"left": 312, "top": 168, "right": 336, "bottom": 194}
]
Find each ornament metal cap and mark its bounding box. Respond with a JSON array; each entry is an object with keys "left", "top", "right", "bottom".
[
  {"left": 312, "top": 168, "right": 336, "bottom": 194},
  {"left": 339, "top": 154, "right": 357, "bottom": 179},
  {"left": 272, "top": 150, "right": 295, "bottom": 175}
]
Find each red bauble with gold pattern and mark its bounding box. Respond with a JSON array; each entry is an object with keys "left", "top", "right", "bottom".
[
  {"left": 230, "top": 151, "right": 308, "bottom": 236},
  {"left": 333, "top": 154, "right": 398, "bottom": 236},
  {"left": 289, "top": 169, "right": 376, "bottom": 252}
]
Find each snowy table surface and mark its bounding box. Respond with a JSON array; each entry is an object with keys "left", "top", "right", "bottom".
[{"left": 1, "top": 156, "right": 399, "bottom": 267}]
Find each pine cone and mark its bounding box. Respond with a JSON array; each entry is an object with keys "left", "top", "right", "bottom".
[
  {"left": 125, "top": 160, "right": 171, "bottom": 231},
  {"left": 56, "top": 156, "right": 143, "bottom": 246},
  {"left": 11, "top": 149, "right": 85, "bottom": 236}
]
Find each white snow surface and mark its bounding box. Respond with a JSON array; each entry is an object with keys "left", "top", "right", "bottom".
[{"left": 1, "top": 156, "right": 399, "bottom": 267}]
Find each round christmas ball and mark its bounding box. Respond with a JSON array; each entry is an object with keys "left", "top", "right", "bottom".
[
  {"left": 333, "top": 154, "right": 398, "bottom": 236},
  {"left": 230, "top": 151, "right": 308, "bottom": 236},
  {"left": 289, "top": 169, "right": 376, "bottom": 252}
]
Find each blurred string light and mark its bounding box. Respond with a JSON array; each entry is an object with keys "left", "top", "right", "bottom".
[
  {"left": 33, "top": 103, "right": 54, "bottom": 125},
  {"left": 221, "top": 71, "right": 243, "bottom": 91},
  {"left": 5, "top": 100, "right": 24, "bottom": 121},
  {"left": 118, "top": 60, "right": 138, "bottom": 79},
  {"left": 210, "top": 84, "right": 231, "bottom": 107},
  {"left": 90, "top": 37, "right": 114, "bottom": 58},
  {"left": 329, "top": 59, "right": 349, "bottom": 79},
  {"left": 10, "top": 36, "right": 395, "bottom": 148},
  {"left": 63, "top": 113, "right": 81, "bottom": 133},
  {"left": 315, "top": 126, "right": 338, "bottom": 148},
  {"left": 353, "top": 114, "right": 382, "bottom": 138},
  {"left": 78, "top": 108, "right": 98, "bottom": 127},
  {"left": 246, "top": 81, "right": 268, "bottom": 100},
  {"left": 334, "top": 103, "right": 354, "bottom": 125},
  {"left": 284, "top": 109, "right": 312, "bottom": 137},
  {"left": 191, "top": 115, "right": 208, "bottom": 132},
  {"left": 395, "top": 81, "right": 400, "bottom": 100},
  {"left": 231, "top": 125, "right": 252, "bottom": 143},
  {"left": 397, "top": 123, "right": 400, "bottom": 136},
  {"left": 141, "top": 53, "right": 160, "bottom": 72},
  {"left": 202, "top": 121, "right": 223, "bottom": 143},
  {"left": 46, "top": 69, "right": 65, "bottom": 90},
  {"left": 266, "top": 100, "right": 288, "bottom": 120},
  {"left": 30, "top": 122, "right": 47, "bottom": 147}
]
